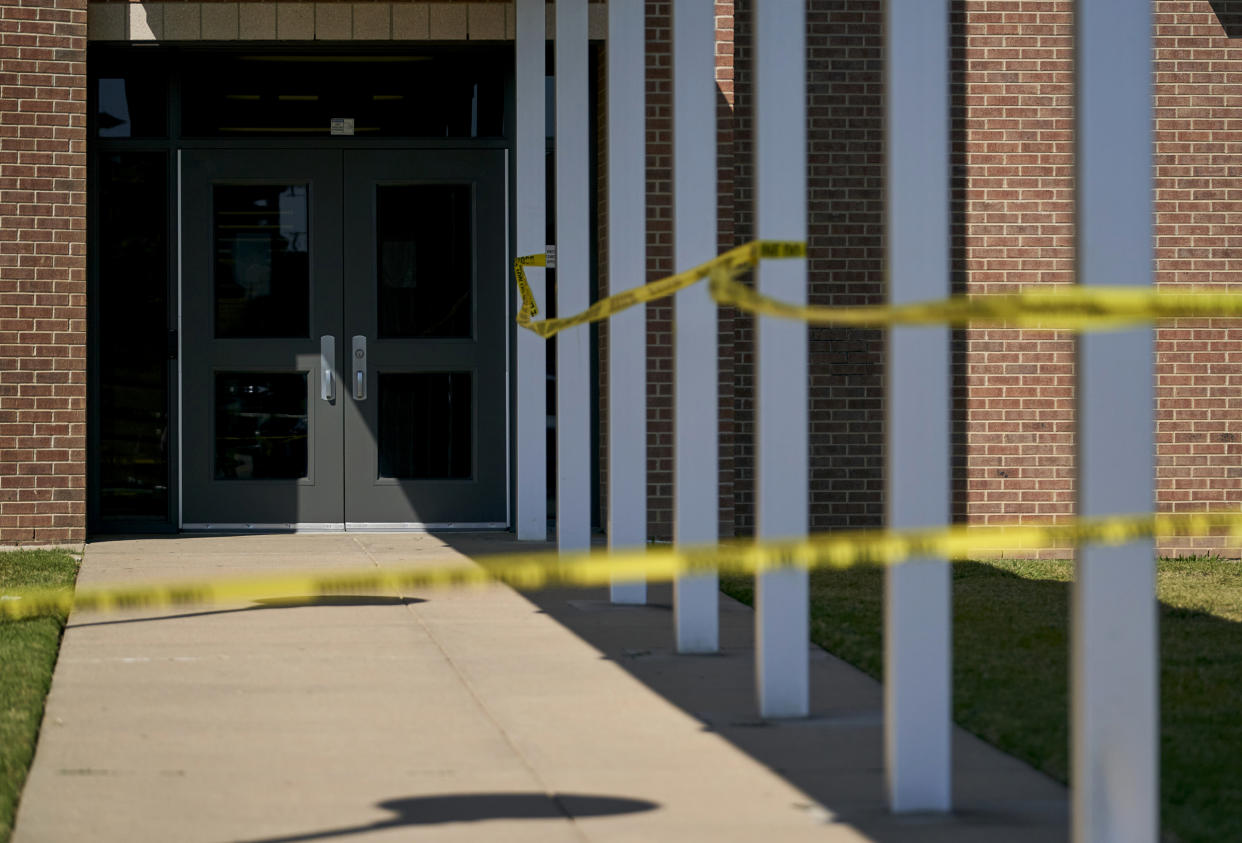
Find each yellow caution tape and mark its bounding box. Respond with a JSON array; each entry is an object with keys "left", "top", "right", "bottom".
[
  {"left": 711, "top": 274, "right": 1242, "bottom": 330},
  {"left": 513, "top": 253, "right": 545, "bottom": 321},
  {"left": 517, "top": 238, "right": 1242, "bottom": 335},
  {"left": 514, "top": 241, "right": 806, "bottom": 339},
  {"left": 3, "top": 511, "right": 1239, "bottom": 621}
]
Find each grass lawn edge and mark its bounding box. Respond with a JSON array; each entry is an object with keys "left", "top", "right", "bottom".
[
  {"left": 0, "top": 549, "right": 82, "bottom": 843},
  {"left": 721, "top": 556, "right": 1242, "bottom": 843}
]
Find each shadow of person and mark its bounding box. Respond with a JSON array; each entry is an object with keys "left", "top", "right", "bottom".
[{"left": 235, "top": 793, "right": 660, "bottom": 843}]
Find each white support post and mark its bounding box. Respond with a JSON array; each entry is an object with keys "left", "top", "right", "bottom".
[
  {"left": 607, "top": 0, "right": 647, "bottom": 603},
  {"left": 556, "top": 0, "right": 591, "bottom": 554},
  {"left": 672, "top": 0, "right": 718, "bottom": 653},
  {"left": 515, "top": 0, "right": 547, "bottom": 541},
  {"left": 883, "top": 0, "right": 952, "bottom": 813},
  {"left": 1073, "top": 2, "right": 1156, "bottom": 841},
  {"left": 754, "top": 1, "right": 809, "bottom": 719}
]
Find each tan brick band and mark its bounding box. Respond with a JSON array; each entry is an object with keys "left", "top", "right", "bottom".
[{"left": 86, "top": 2, "right": 607, "bottom": 41}]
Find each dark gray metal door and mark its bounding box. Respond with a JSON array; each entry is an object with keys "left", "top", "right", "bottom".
[
  {"left": 181, "top": 150, "right": 345, "bottom": 527},
  {"left": 180, "top": 148, "right": 507, "bottom": 528},
  {"left": 341, "top": 150, "right": 507, "bottom": 526}
]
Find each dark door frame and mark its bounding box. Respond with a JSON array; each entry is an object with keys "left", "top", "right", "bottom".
[
  {"left": 86, "top": 42, "right": 521, "bottom": 534},
  {"left": 177, "top": 147, "right": 511, "bottom": 529}
]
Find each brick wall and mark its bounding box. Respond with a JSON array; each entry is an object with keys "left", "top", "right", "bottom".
[
  {"left": 602, "top": 1, "right": 735, "bottom": 542},
  {"left": 683, "top": 0, "right": 1242, "bottom": 557},
  {"left": 951, "top": 0, "right": 1242, "bottom": 558},
  {"left": 805, "top": 0, "right": 886, "bottom": 533},
  {"left": 733, "top": 0, "right": 887, "bottom": 537},
  {"left": 40, "top": 0, "right": 1242, "bottom": 551},
  {"left": 731, "top": 0, "right": 752, "bottom": 532},
  {"left": 769, "top": 0, "right": 1242, "bottom": 558},
  {"left": 597, "top": 36, "right": 608, "bottom": 530},
  {"left": 645, "top": 1, "right": 674, "bottom": 539},
  {"left": 715, "top": 0, "right": 736, "bottom": 539},
  {"left": 1155, "top": 0, "right": 1242, "bottom": 557},
  {"left": 0, "top": 0, "right": 87, "bottom": 544},
  {"left": 954, "top": 0, "right": 1077, "bottom": 558}
]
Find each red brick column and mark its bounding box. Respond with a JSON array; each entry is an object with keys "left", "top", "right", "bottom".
[
  {"left": 715, "top": 0, "right": 735, "bottom": 538},
  {"left": 645, "top": 1, "right": 674, "bottom": 539},
  {"left": 733, "top": 0, "right": 887, "bottom": 537},
  {"left": 955, "top": 0, "right": 1076, "bottom": 557},
  {"left": 1154, "top": 1, "right": 1242, "bottom": 557},
  {"left": 805, "top": 0, "right": 885, "bottom": 533},
  {"left": 0, "top": 0, "right": 87, "bottom": 544},
  {"left": 638, "top": 1, "right": 735, "bottom": 541}
]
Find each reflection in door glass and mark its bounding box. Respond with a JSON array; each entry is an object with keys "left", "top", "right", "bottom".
[
  {"left": 215, "top": 372, "right": 309, "bottom": 480},
  {"left": 376, "top": 185, "right": 472, "bottom": 338},
  {"left": 378, "top": 372, "right": 471, "bottom": 479},
  {"left": 96, "top": 73, "right": 166, "bottom": 137},
  {"left": 98, "top": 152, "right": 169, "bottom": 518},
  {"left": 214, "top": 184, "right": 310, "bottom": 338}
]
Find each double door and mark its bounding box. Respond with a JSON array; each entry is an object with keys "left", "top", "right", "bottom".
[{"left": 181, "top": 149, "right": 507, "bottom": 528}]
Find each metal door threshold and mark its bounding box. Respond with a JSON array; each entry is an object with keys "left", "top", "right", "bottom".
[{"left": 181, "top": 522, "right": 508, "bottom": 533}]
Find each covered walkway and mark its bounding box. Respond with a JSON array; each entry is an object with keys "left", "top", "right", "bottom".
[{"left": 14, "top": 534, "right": 1064, "bottom": 842}]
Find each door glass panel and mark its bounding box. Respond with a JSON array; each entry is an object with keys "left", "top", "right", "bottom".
[
  {"left": 214, "top": 184, "right": 310, "bottom": 338},
  {"left": 378, "top": 373, "right": 471, "bottom": 479},
  {"left": 98, "top": 152, "right": 169, "bottom": 518},
  {"left": 215, "top": 372, "right": 309, "bottom": 480},
  {"left": 376, "top": 185, "right": 472, "bottom": 338}
]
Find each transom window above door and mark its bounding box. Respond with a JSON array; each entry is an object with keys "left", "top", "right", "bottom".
[{"left": 93, "top": 48, "right": 509, "bottom": 140}]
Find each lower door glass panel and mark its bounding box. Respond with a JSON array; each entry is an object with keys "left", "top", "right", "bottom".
[
  {"left": 215, "top": 372, "right": 309, "bottom": 480},
  {"left": 378, "top": 372, "right": 471, "bottom": 480}
]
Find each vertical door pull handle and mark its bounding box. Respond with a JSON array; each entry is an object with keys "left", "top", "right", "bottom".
[
  {"left": 320, "top": 335, "right": 336, "bottom": 402},
  {"left": 352, "top": 335, "right": 367, "bottom": 400}
]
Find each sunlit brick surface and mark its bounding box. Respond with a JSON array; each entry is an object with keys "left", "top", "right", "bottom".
[{"left": 0, "top": 0, "right": 87, "bottom": 544}]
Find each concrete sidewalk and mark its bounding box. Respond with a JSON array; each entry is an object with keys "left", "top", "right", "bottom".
[{"left": 13, "top": 533, "right": 1066, "bottom": 842}]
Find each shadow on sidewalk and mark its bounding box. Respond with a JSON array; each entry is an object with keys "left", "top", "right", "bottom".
[
  {"left": 504, "top": 576, "right": 1069, "bottom": 842},
  {"left": 65, "top": 595, "right": 425, "bottom": 629},
  {"left": 233, "top": 793, "right": 659, "bottom": 843}
]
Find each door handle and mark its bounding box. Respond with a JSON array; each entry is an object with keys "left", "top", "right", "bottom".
[
  {"left": 320, "top": 335, "right": 335, "bottom": 402},
  {"left": 352, "top": 335, "right": 367, "bottom": 400}
]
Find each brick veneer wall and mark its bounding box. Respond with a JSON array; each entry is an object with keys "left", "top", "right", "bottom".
[
  {"left": 733, "top": 0, "right": 887, "bottom": 537},
  {"left": 804, "top": 0, "right": 886, "bottom": 533},
  {"left": 715, "top": 0, "right": 736, "bottom": 539},
  {"left": 954, "top": 1, "right": 1077, "bottom": 558},
  {"left": 597, "top": 36, "right": 608, "bottom": 530},
  {"left": 644, "top": 2, "right": 674, "bottom": 539},
  {"left": 729, "top": 0, "right": 1242, "bottom": 560},
  {"left": 0, "top": 0, "right": 87, "bottom": 545},
  {"left": 599, "top": 1, "right": 735, "bottom": 542},
  {"left": 731, "top": 0, "right": 752, "bottom": 531},
  {"left": 743, "top": 0, "right": 1242, "bottom": 558},
  {"left": 41, "top": 0, "right": 1242, "bottom": 551},
  {"left": 1155, "top": 0, "right": 1242, "bottom": 557},
  {"left": 952, "top": 0, "right": 1242, "bottom": 558}
]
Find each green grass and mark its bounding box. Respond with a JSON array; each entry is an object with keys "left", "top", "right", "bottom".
[
  {"left": 0, "top": 550, "right": 80, "bottom": 843},
  {"left": 721, "top": 557, "right": 1242, "bottom": 843}
]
